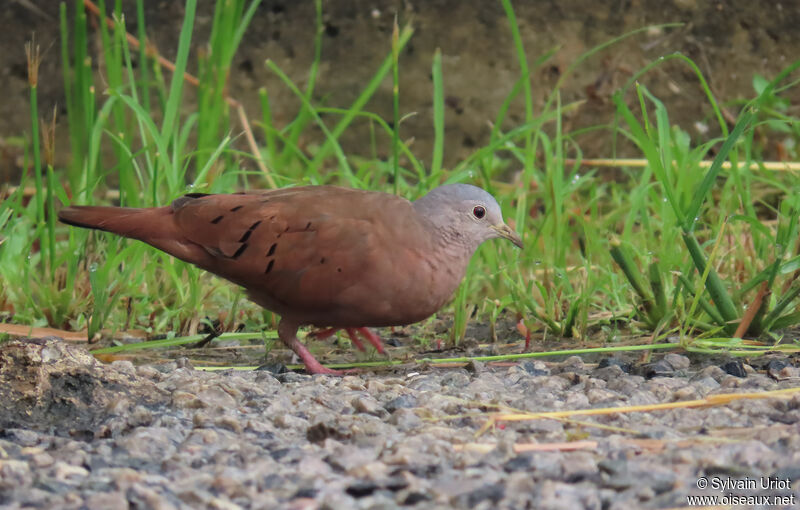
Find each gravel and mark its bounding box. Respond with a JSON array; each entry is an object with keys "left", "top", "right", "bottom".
[{"left": 1, "top": 337, "right": 799, "bottom": 509}]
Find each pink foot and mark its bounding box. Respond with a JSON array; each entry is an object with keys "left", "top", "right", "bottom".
[{"left": 291, "top": 340, "right": 345, "bottom": 375}]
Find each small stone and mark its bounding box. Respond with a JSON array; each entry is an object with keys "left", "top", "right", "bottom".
[
  {"left": 504, "top": 454, "right": 534, "bottom": 472},
  {"left": 175, "top": 357, "right": 194, "bottom": 369},
  {"left": 766, "top": 359, "right": 789, "bottom": 377},
  {"left": 172, "top": 390, "right": 205, "bottom": 409},
  {"left": 643, "top": 360, "right": 674, "bottom": 378},
  {"left": 136, "top": 365, "right": 163, "bottom": 380},
  {"left": 351, "top": 396, "right": 384, "bottom": 416},
  {"left": 257, "top": 362, "right": 288, "bottom": 375},
  {"left": 85, "top": 491, "right": 128, "bottom": 510},
  {"left": 211, "top": 474, "right": 249, "bottom": 499},
  {"left": 30, "top": 452, "right": 55, "bottom": 468},
  {"left": 346, "top": 480, "right": 380, "bottom": 498},
  {"left": 440, "top": 370, "right": 470, "bottom": 388},
  {"left": 521, "top": 360, "right": 550, "bottom": 376},
  {"left": 128, "top": 483, "right": 178, "bottom": 510},
  {"left": 366, "top": 379, "right": 387, "bottom": 392},
  {"left": 306, "top": 422, "right": 349, "bottom": 443},
  {"left": 403, "top": 492, "right": 431, "bottom": 505},
  {"left": 384, "top": 395, "right": 418, "bottom": 413},
  {"left": 276, "top": 372, "right": 309, "bottom": 383},
  {"left": 597, "top": 357, "right": 631, "bottom": 373},
  {"left": 557, "top": 356, "right": 587, "bottom": 374},
  {"left": 197, "top": 386, "right": 237, "bottom": 408},
  {"left": 693, "top": 365, "right": 726, "bottom": 382},
  {"left": 384, "top": 337, "right": 402, "bottom": 347},
  {"left": 1, "top": 429, "right": 39, "bottom": 447},
  {"left": 274, "top": 414, "right": 309, "bottom": 429},
  {"left": 110, "top": 359, "right": 137, "bottom": 375},
  {"left": 721, "top": 360, "right": 747, "bottom": 378},
  {"left": 663, "top": 353, "right": 690, "bottom": 370},
  {"left": 209, "top": 497, "right": 243, "bottom": 510},
  {"left": 214, "top": 415, "right": 243, "bottom": 433},
  {"left": 388, "top": 408, "right": 421, "bottom": 430},
  {"left": 672, "top": 386, "right": 699, "bottom": 401},
  {"left": 776, "top": 365, "right": 800, "bottom": 380},
  {"left": 53, "top": 461, "right": 89, "bottom": 482},
  {"left": 463, "top": 483, "right": 505, "bottom": 507},
  {"left": 465, "top": 360, "right": 486, "bottom": 373},
  {"left": 0, "top": 459, "right": 30, "bottom": 483}
]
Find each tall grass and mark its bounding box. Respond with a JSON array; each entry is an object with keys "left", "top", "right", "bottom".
[{"left": 1, "top": 0, "right": 800, "bottom": 358}]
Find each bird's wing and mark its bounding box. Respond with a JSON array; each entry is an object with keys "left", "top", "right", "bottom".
[{"left": 170, "top": 186, "right": 423, "bottom": 321}]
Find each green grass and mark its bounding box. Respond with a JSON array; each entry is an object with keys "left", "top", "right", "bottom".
[{"left": 2, "top": 0, "right": 800, "bottom": 362}]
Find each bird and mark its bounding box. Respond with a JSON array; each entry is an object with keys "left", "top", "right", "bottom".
[{"left": 58, "top": 184, "right": 523, "bottom": 374}]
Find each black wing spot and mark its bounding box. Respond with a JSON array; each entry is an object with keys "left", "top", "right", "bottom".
[
  {"left": 265, "top": 259, "right": 275, "bottom": 274},
  {"left": 230, "top": 205, "right": 244, "bottom": 212},
  {"left": 185, "top": 192, "right": 210, "bottom": 198},
  {"left": 211, "top": 215, "right": 224, "bottom": 224},
  {"left": 320, "top": 257, "right": 326, "bottom": 264},
  {"left": 284, "top": 225, "right": 290, "bottom": 233},
  {"left": 232, "top": 243, "right": 248, "bottom": 259},
  {"left": 337, "top": 267, "right": 342, "bottom": 272},
  {"left": 238, "top": 220, "right": 263, "bottom": 243},
  {"left": 267, "top": 243, "right": 277, "bottom": 257},
  {"left": 305, "top": 221, "right": 312, "bottom": 230}
]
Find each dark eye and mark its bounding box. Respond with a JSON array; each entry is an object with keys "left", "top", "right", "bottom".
[{"left": 472, "top": 205, "right": 486, "bottom": 219}]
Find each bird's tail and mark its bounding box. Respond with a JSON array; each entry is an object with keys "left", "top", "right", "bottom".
[
  {"left": 58, "top": 204, "right": 211, "bottom": 265},
  {"left": 58, "top": 205, "right": 176, "bottom": 242}
]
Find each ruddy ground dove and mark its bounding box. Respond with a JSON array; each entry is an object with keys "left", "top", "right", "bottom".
[{"left": 59, "top": 184, "right": 523, "bottom": 374}]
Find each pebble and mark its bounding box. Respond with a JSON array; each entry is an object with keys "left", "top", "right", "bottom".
[{"left": 1, "top": 338, "right": 799, "bottom": 509}]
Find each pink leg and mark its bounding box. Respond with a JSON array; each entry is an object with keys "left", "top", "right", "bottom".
[
  {"left": 309, "top": 326, "right": 384, "bottom": 354},
  {"left": 344, "top": 328, "right": 367, "bottom": 352},
  {"left": 354, "top": 327, "right": 385, "bottom": 354},
  {"left": 311, "top": 327, "right": 338, "bottom": 339},
  {"left": 279, "top": 320, "right": 343, "bottom": 375}
]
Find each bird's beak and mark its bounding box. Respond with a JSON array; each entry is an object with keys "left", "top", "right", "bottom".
[{"left": 492, "top": 223, "right": 524, "bottom": 249}]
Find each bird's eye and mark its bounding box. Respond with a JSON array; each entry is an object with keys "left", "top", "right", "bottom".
[{"left": 472, "top": 205, "right": 486, "bottom": 219}]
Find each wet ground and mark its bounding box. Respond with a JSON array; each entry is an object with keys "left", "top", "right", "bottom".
[{"left": 1, "top": 337, "right": 799, "bottom": 509}]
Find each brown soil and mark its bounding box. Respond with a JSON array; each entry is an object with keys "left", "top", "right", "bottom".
[{"left": 2, "top": 0, "right": 799, "bottom": 182}]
